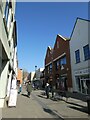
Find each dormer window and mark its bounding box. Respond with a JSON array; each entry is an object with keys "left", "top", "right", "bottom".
[
  {"left": 57, "top": 40, "right": 59, "bottom": 48},
  {"left": 48, "top": 51, "right": 49, "bottom": 57}
]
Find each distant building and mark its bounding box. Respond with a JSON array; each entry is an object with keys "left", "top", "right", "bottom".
[
  {"left": 70, "top": 18, "right": 90, "bottom": 94},
  {"left": 35, "top": 68, "right": 44, "bottom": 80},
  {"left": 17, "top": 68, "right": 23, "bottom": 85},
  {"left": 40, "top": 69, "right": 45, "bottom": 88},
  {"left": 29, "top": 71, "right": 35, "bottom": 81},
  {"left": 29, "top": 68, "right": 44, "bottom": 82},
  {"left": 0, "top": 0, "right": 17, "bottom": 107}
]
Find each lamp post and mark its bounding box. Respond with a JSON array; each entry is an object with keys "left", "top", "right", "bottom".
[
  {"left": 35, "top": 65, "right": 37, "bottom": 80},
  {"left": 35, "top": 65, "right": 37, "bottom": 71}
]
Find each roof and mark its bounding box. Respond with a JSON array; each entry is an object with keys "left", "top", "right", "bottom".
[
  {"left": 70, "top": 17, "right": 90, "bottom": 39},
  {"left": 57, "top": 34, "right": 70, "bottom": 41},
  {"left": 48, "top": 46, "right": 52, "bottom": 50}
]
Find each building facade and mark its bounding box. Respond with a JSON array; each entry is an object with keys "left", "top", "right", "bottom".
[
  {"left": 70, "top": 18, "right": 90, "bottom": 94},
  {"left": 17, "top": 68, "right": 23, "bottom": 85},
  {"left": 35, "top": 68, "right": 44, "bottom": 80},
  {"left": 28, "top": 71, "right": 35, "bottom": 81},
  {"left": 0, "top": 0, "right": 17, "bottom": 107},
  {"left": 45, "top": 34, "right": 72, "bottom": 92}
]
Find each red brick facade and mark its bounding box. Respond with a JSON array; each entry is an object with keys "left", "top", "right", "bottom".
[
  {"left": 45, "top": 34, "right": 72, "bottom": 92},
  {"left": 17, "top": 68, "right": 23, "bottom": 84}
]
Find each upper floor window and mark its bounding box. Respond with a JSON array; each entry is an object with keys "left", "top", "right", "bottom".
[
  {"left": 60, "top": 56, "right": 66, "bottom": 65},
  {"left": 48, "top": 66, "right": 49, "bottom": 73},
  {"left": 75, "top": 49, "right": 80, "bottom": 63},
  {"left": 57, "top": 40, "right": 59, "bottom": 48},
  {"left": 48, "top": 51, "right": 49, "bottom": 57},
  {"left": 49, "top": 64, "right": 52, "bottom": 73},
  {"left": 0, "top": 1, "right": 3, "bottom": 13},
  {"left": 83, "top": 44, "right": 90, "bottom": 61},
  {"left": 55, "top": 60, "right": 59, "bottom": 70},
  {"left": 4, "top": 1, "right": 9, "bottom": 23}
]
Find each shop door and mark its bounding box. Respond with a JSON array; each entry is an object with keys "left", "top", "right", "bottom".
[
  {"left": 81, "top": 80, "right": 87, "bottom": 94},
  {"left": 86, "top": 80, "right": 90, "bottom": 94}
]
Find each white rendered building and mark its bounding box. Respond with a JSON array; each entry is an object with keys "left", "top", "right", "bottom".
[
  {"left": 0, "top": 0, "right": 17, "bottom": 107},
  {"left": 70, "top": 18, "right": 90, "bottom": 94}
]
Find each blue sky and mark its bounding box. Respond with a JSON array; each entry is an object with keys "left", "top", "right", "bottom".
[{"left": 16, "top": 2, "right": 88, "bottom": 72}]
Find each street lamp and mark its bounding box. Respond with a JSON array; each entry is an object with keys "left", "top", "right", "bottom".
[
  {"left": 35, "top": 65, "right": 37, "bottom": 80},
  {"left": 35, "top": 65, "right": 37, "bottom": 71}
]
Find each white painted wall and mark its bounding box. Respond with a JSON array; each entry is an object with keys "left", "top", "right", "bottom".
[
  {"left": 70, "top": 18, "right": 90, "bottom": 91},
  {"left": 0, "top": 62, "right": 9, "bottom": 97},
  {"left": 0, "top": 0, "right": 17, "bottom": 108},
  {"left": 30, "top": 72, "right": 35, "bottom": 81}
]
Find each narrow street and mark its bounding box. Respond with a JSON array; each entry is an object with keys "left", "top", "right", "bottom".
[
  {"left": 2, "top": 85, "right": 89, "bottom": 120},
  {"left": 2, "top": 86, "right": 63, "bottom": 119}
]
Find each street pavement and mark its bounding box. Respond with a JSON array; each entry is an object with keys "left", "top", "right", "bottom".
[{"left": 2, "top": 86, "right": 90, "bottom": 120}]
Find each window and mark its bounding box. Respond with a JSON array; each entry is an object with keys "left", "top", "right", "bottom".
[
  {"left": 49, "top": 64, "right": 52, "bottom": 73},
  {"left": 55, "top": 60, "right": 59, "bottom": 70},
  {"left": 4, "top": 1, "right": 9, "bottom": 23},
  {"left": 0, "top": 2, "right": 3, "bottom": 13},
  {"left": 57, "top": 40, "right": 59, "bottom": 48},
  {"left": 75, "top": 50, "right": 80, "bottom": 63},
  {"left": 48, "top": 66, "right": 49, "bottom": 73},
  {"left": 48, "top": 51, "right": 49, "bottom": 57},
  {"left": 8, "top": 41, "right": 11, "bottom": 47},
  {"left": 60, "top": 56, "right": 66, "bottom": 65},
  {"left": 83, "top": 44, "right": 90, "bottom": 60}
]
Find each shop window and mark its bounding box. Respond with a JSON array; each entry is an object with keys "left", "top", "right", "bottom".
[
  {"left": 83, "top": 44, "right": 90, "bottom": 61},
  {"left": 75, "top": 49, "right": 80, "bottom": 63}
]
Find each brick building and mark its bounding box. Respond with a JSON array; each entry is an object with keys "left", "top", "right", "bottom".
[
  {"left": 17, "top": 68, "right": 23, "bottom": 85},
  {"left": 45, "top": 34, "right": 72, "bottom": 92}
]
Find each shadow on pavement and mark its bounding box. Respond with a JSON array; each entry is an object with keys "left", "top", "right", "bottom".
[
  {"left": 21, "top": 93, "right": 29, "bottom": 98},
  {"left": 68, "top": 105, "right": 88, "bottom": 114},
  {"left": 37, "top": 95, "right": 47, "bottom": 99},
  {"left": 43, "top": 108, "right": 63, "bottom": 119},
  {"left": 66, "top": 101, "right": 86, "bottom": 108}
]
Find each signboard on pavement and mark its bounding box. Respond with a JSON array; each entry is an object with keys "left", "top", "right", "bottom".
[{"left": 8, "top": 89, "right": 17, "bottom": 107}]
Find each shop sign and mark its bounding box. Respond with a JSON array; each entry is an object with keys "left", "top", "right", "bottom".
[{"left": 75, "top": 68, "right": 90, "bottom": 75}]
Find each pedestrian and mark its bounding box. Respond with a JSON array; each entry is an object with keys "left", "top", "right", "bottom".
[
  {"left": 18, "top": 83, "right": 22, "bottom": 94},
  {"left": 26, "top": 81, "right": 32, "bottom": 98},
  {"left": 45, "top": 82, "right": 50, "bottom": 99}
]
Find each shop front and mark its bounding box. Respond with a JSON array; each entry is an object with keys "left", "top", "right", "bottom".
[
  {"left": 59, "top": 74, "right": 68, "bottom": 91},
  {"left": 75, "top": 68, "right": 90, "bottom": 95}
]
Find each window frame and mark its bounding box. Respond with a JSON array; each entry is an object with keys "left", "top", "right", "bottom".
[
  {"left": 59, "top": 56, "right": 67, "bottom": 66},
  {"left": 83, "top": 44, "right": 90, "bottom": 61},
  {"left": 4, "top": 1, "right": 9, "bottom": 24},
  {"left": 75, "top": 49, "right": 80, "bottom": 64}
]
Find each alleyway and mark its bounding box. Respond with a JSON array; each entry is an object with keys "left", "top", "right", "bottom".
[{"left": 2, "top": 86, "right": 90, "bottom": 119}]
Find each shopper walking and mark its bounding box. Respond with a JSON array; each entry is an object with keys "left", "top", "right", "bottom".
[
  {"left": 26, "top": 81, "right": 32, "bottom": 98},
  {"left": 45, "top": 82, "right": 50, "bottom": 99}
]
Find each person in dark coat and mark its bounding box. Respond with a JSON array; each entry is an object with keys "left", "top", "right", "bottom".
[
  {"left": 26, "top": 81, "right": 32, "bottom": 98},
  {"left": 45, "top": 82, "right": 50, "bottom": 99}
]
